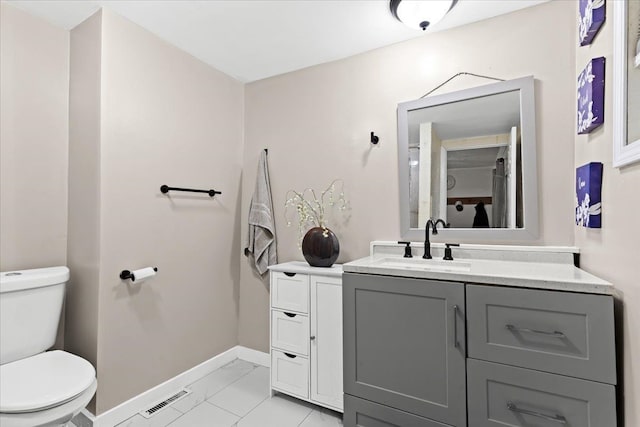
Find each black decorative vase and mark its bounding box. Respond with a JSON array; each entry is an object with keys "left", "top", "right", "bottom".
[{"left": 302, "top": 227, "right": 340, "bottom": 267}]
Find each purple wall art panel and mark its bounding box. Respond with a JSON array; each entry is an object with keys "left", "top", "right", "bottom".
[
  {"left": 577, "top": 57, "right": 605, "bottom": 134},
  {"left": 579, "top": 0, "right": 606, "bottom": 46},
  {"left": 576, "top": 162, "right": 603, "bottom": 228}
]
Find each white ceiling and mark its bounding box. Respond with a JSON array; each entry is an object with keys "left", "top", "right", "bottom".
[{"left": 7, "top": 0, "right": 548, "bottom": 82}]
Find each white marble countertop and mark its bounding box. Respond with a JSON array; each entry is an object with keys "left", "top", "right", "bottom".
[
  {"left": 343, "top": 242, "right": 613, "bottom": 295},
  {"left": 268, "top": 261, "right": 343, "bottom": 278}
]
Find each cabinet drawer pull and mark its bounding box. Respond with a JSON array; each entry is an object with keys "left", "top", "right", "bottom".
[
  {"left": 453, "top": 305, "right": 459, "bottom": 348},
  {"left": 506, "top": 324, "right": 566, "bottom": 338},
  {"left": 310, "top": 336, "right": 316, "bottom": 340},
  {"left": 507, "top": 401, "right": 567, "bottom": 424},
  {"left": 284, "top": 352, "right": 297, "bottom": 359},
  {"left": 284, "top": 312, "right": 297, "bottom": 318},
  {"left": 284, "top": 272, "right": 296, "bottom": 277}
]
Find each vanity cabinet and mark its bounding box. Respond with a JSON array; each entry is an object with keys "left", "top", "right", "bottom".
[
  {"left": 269, "top": 262, "right": 343, "bottom": 412},
  {"left": 343, "top": 273, "right": 466, "bottom": 427},
  {"left": 467, "top": 360, "right": 616, "bottom": 427},
  {"left": 344, "top": 395, "right": 452, "bottom": 427},
  {"left": 466, "top": 285, "right": 616, "bottom": 427},
  {"left": 343, "top": 273, "right": 617, "bottom": 427}
]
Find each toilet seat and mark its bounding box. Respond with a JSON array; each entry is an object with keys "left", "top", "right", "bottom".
[
  {"left": 0, "top": 350, "right": 96, "bottom": 413},
  {"left": 0, "top": 379, "right": 97, "bottom": 427}
]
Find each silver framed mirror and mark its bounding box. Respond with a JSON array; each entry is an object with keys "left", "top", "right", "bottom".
[{"left": 397, "top": 76, "right": 538, "bottom": 241}]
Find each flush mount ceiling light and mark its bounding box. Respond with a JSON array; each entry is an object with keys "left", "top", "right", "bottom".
[{"left": 390, "top": 0, "right": 458, "bottom": 31}]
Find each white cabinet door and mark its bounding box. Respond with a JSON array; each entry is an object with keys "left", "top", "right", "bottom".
[{"left": 310, "top": 275, "right": 344, "bottom": 411}]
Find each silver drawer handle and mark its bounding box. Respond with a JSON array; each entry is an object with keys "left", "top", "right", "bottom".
[
  {"left": 507, "top": 401, "right": 567, "bottom": 424},
  {"left": 453, "top": 305, "right": 460, "bottom": 348},
  {"left": 506, "top": 324, "right": 566, "bottom": 338}
]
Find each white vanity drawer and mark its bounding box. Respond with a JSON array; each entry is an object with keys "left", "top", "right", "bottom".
[
  {"left": 271, "top": 349, "right": 309, "bottom": 399},
  {"left": 271, "top": 271, "right": 309, "bottom": 314},
  {"left": 271, "top": 310, "right": 309, "bottom": 356},
  {"left": 466, "top": 284, "right": 616, "bottom": 384},
  {"left": 467, "top": 358, "right": 616, "bottom": 427}
]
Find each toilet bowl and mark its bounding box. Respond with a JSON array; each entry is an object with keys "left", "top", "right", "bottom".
[
  {"left": 0, "top": 267, "right": 97, "bottom": 427},
  {"left": 0, "top": 350, "right": 97, "bottom": 427}
]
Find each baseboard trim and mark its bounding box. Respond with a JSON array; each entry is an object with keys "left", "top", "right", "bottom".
[
  {"left": 82, "top": 345, "right": 268, "bottom": 427},
  {"left": 237, "top": 345, "right": 270, "bottom": 367}
]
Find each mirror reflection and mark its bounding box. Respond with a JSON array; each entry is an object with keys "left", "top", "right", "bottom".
[
  {"left": 407, "top": 90, "right": 522, "bottom": 229},
  {"left": 397, "top": 76, "right": 538, "bottom": 241}
]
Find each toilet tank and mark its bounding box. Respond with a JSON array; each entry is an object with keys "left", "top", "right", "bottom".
[{"left": 0, "top": 266, "right": 69, "bottom": 365}]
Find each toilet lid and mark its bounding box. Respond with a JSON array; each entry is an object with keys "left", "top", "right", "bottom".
[{"left": 0, "top": 350, "right": 96, "bottom": 413}]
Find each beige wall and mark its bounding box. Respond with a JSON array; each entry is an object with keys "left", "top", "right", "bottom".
[
  {"left": 4, "top": 1, "right": 639, "bottom": 423},
  {"left": 574, "top": 2, "right": 640, "bottom": 425},
  {"left": 95, "top": 10, "right": 243, "bottom": 413},
  {"left": 240, "top": 0, "right": 576, "bottom": 352},
  {"left": 0, "top": 3, "right": 69, "bottom": 271},
  {"left": 67, "top": 10, "right": 103, "bottom": 413},
  {"left": 66, "top": 9, "right": 244, "bottom": 414},
  {"left": 3, "top": 4, "right": 243, "bottom": 415}
]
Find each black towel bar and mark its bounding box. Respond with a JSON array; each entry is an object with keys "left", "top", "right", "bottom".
[{"left": 160, "top": 185, "right": 221, "bottom": 198}]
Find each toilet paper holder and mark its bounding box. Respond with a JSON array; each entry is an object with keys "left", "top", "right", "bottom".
[{"left": 120, "top": 267, "right": 158, "bottom": 281}]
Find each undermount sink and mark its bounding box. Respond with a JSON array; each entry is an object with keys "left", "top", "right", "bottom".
[{"left": 378, "top": 257, "right": 472, "bottom": 273}]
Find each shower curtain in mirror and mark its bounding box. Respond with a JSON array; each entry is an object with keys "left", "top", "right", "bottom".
[{"left": 492, "top": 158, "right": 507, "bottom": 228}]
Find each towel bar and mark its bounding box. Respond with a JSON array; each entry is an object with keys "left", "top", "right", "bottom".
[{"left": 160, "top": 185, "right": 221, "bottom": 197}]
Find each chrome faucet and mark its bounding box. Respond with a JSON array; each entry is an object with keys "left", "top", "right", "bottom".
[{"left": 423, "top": 218, "right": 448, "bottom": 259}]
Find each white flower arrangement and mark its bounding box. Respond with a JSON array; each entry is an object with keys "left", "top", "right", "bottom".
[{"left": 284, "top": 179, "right": 349, "bottom": 243}]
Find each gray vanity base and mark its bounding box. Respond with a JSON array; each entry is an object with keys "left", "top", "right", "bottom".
[
  {"left": 343, "top": 272, "right": 617, "bottom": 427},
  {"left": 467, "top": 284, "right": 616, "bottom": 384},
  {"left": 344, "top": 395, "right": 452, "bottom": 427},
  {"left": 343, "top": 273, "right": 466, "bottom": 427},
  {"left": 467, "top": 358, "right": 616, "bottom": 427}
]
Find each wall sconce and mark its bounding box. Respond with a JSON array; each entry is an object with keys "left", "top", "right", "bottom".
[{"left": 390, "top": 0, "right": 458, "bottom": 31}]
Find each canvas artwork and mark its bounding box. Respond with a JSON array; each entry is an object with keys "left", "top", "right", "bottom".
[
  {"left": 579, "top": 0, "right": 606, "bottom": 46},
  {"left": 577, "top": 57, "right": 606, "bottom": 134},
  {"left": 576, "top": 162, "right": 603, "bottom": 228}
]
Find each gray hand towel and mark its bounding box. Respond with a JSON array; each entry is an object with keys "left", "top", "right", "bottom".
[{"left": 245, "top": 150, "right": 277, "bottom": 275}]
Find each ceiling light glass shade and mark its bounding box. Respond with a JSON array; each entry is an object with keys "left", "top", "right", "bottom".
[{"left": 390, "top": 0, "right": 457, "bottom": 31}]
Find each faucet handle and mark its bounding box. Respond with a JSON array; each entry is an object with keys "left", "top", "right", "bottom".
[
  {"left": 443, "top": 243, "right": 460, "bottom": 261},
  {"left": 398, "top": 241, "right": 413, "bottom": 258}
]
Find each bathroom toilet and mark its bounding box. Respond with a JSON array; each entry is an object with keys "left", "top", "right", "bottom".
[{"left": 0, "top": 267, "right": 97, "bottom": 427}]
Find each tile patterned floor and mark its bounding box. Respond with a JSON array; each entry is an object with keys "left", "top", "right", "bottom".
[{"left": 112, "top": 359, "right": 343, "bottom": 427}]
